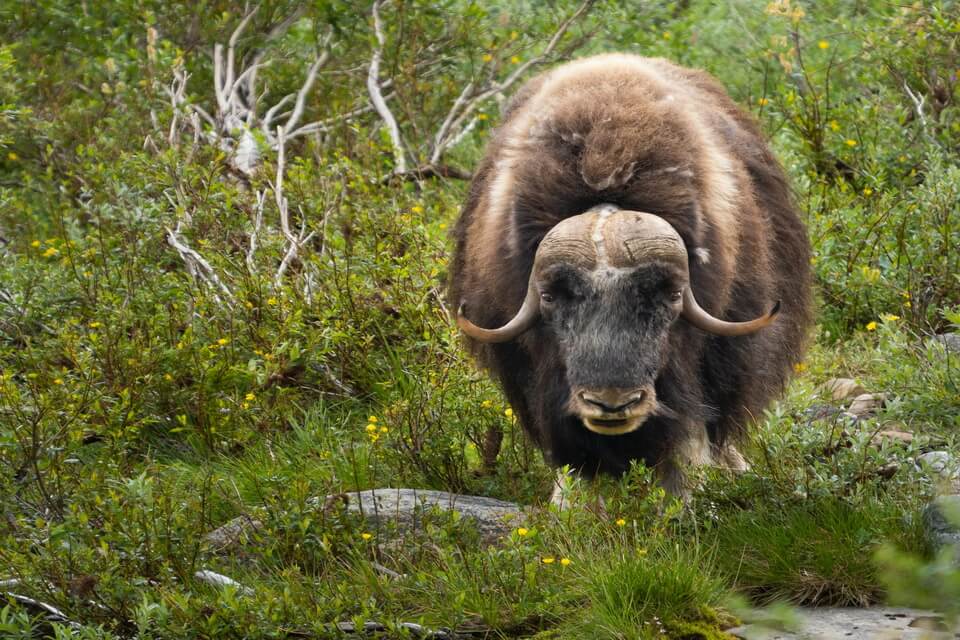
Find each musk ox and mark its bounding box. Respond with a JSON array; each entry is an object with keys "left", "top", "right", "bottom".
[{"left": 449, "top": 54, "right": 812, "bottom": 498}]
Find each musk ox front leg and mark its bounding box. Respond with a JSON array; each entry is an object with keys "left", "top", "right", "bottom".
[
  {"left": 549, "top": 467, "right": 607, "bottom": 513},
  {"left": 657, "top": 423, "right": 750, "bottom": 498}
]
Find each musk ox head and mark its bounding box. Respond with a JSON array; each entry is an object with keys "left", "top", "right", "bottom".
[{"left": 458, "top": 205, "right": 779, "bottom": 436}]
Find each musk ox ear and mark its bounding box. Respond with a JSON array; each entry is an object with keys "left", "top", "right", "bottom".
[
  {"left": 457, "top": 272, "right": 541, "bottom": 343},
  {"left": 681, "top": 288, "right": 780, "bottom": 336}
]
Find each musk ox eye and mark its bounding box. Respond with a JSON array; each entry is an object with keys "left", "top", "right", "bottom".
[
  {"left": 669, "top": 290, "right": 683, "bottom": 303},
  {"left": 540, "top": 292, "right": 555, "bottom": 304}
]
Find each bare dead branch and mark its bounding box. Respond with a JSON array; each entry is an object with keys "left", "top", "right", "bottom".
[
  {"left": 427, "top": 0, "right": 595, "bottom": 165},
  {"left": 367, "top": 0, "right": 407, "bottom": 174},
  {"left": 903, "top": 82, "right": 928, "bottom": 129},
  {"left": 273, "top": 126, "right": 316, "bottom": 287},
  {"left": 246, "top": 190, "right": 266, "bottom": 275},
  {"left": 166, "top": 222, "right": 236, "bottom": 305}
]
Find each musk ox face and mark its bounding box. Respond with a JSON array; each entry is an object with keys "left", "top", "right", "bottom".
[
  {"left": 458, "top": 205, "right": 782, "bottom": 436},
  {"left": 538, "top": 260, "right": 685, "bottom": 435}
]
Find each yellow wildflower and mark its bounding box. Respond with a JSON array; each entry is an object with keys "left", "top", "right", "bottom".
[
  {"left": 7, "top": 152, "right": 17, "bottom": 161},
  {"left": 53, "top": 378, "right": 63, "bottom": 385},
  {"left": 217, "top": 338, "right": 229, "bottom": 346},
  {"left": 542, "top": 557, "right": 555, "bottom": 564},
  {"left": 164, "top": 373, "right": 173, "bottom": 382},
  {"left": 560, "top": 558, "right": 571, "bottom": 566},
  {"left": 818, "top": 40, "right": 829, "bottom": 49},
  {"left": 793, "top": 362, "right": 807, "bottom": 373},
  {"left": 88, "top": 322, "right": 101, "bottom": 329},
  {"left": 439, "top": 223, "right": 447, "bottom": 230},
  {"left": 637, "top": 548, "right": 648, "bottom": 557},
  {"left": 369, "top": 415, "right": 378, "bottom": 423},
  {"left": 31, "top": 240, "right": 40, "bottom": 248},
  {"left": 863, "top": 187, "right": 873, "bottom": 196},
  {"left": 482, "top": 53, "right": 493, "bottom": 63},
  {"left": 361, "top": 532, "right": 372, "bottom": 541},
  {"left": 881, "top": 314, "right": 900, "bottom": 322},
  {"left": 845, "top": 139, "right": 858, "bottom": 147},
  {"left": 517, "top": 527, "right": 528, "bottom": 537},
  {"left": 411, "top": 205, "right": 424, "bottom": 214},
  {"left": 510, "top": 31, "right": 518, "bottom": 39},
  {"left": 511, "top": 55, "right": 520, "bottom": 64},
  {"left": 504, "top": 407, "right": 513, "bottom": 418},
  {"left": 481, "top": 400, "right": 493, "bottom": 408},
  {"left": 478, "top": 113, "right": 489, "bottom": 121},
  {"left": 379, "top": 425, "right": 388, "bottom": 433},
  {"left": 245, "top": 392, "right": 255, "bottom": 401},
  {"left": 829, "top": 120, "right": 840, "bottom": 131},
  {"left": 366, "top": 423, "right": 377, "bottom": 433},
  {"left": 865, "top": 321, "right": 877, "bottom": 331},
  {"left": 42, "top": 247, "right": 59, "bottom": 258},
  {"left": 757, "top": 97, "right": 769, "bottom": 106},
  {"left": 266, "top": 297, "right": 278, "bottom": 306},
  {"left": 616, "top": 518, "right": 626, "bottom": 527}
]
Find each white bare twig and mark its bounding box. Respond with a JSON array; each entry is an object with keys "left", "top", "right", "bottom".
[
  {"left": 161, "top": 8, "right": 335, "bottom": 175},
  {"left": 166, "top": 222, "right": 236, "bottom": 306},
  {"left": 246, "top": 190, "right": 266, "bottom": 275},
  {"left": 165, "top": 65, "right": 190, "bottom": 147},
  {"left": 367, "top": 0, "right": 407, "bottom": 174},
  {"left": 903, "top": 81, "right": 928, "bottom": 128},
  {"left": 427, "top": 0, "right": 594, "bottom": 164},
  {"left": 273, "top": 126, "right": 316, "bottom": 288}
]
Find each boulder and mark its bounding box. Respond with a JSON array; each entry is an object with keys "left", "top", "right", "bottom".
[
  {"left": 729, "top": 607, "right": 952, "bottom": 639},
  {"left": 847, "top": 393, "right": 888, "bottom": 417},
  {"left": 929, "top": 333, "right": 960, "bottom": 354},
  {"left": 339, "top": 488, "right": 523, "bottom": 543},
  {"left": 821, "top": 378, "right": 866, "bottom": 402}
]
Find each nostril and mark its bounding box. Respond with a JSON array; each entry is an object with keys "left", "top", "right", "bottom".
[{"left": 579, "top": 389, "right": 652, "bottom": 414}]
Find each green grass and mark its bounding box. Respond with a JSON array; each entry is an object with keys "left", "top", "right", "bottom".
[{"left": 710, "top": 497, "right": 927, "bottom": 607}]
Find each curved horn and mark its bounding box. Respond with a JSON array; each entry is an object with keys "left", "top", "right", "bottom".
[
  {"left": 681, "top": 287, "right": 780, "bottom": 336},
  {"left": 457, "top": 271, "right": 540, "bottom": 343}
]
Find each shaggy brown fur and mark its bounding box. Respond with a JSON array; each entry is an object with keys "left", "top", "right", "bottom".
[{"left": 449, "top": 54, "right": 812, "bottom": 485}]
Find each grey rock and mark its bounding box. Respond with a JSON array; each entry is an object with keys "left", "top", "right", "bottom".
[
  {"left": 847, "top": 392, "right": 888, "bottom": 417},
  {"left": 918, "top": 451, "right": 959, "bottom": 480},
  {"left": 194, "top": 569, "right": 254, "bottom": 596},
  {"left": 929, "top": 334, "right": 960, "bottom": 354},
  {"left": 923, "top": 495, "right": 960, "bottom": 554},
  {"left": 821, "top": 378, "right": 866, "bottom": 401},
  {"left": 204, "top": 515, "right": 263, "bottom": 550},
  {"left": 333, "top": 620, "right": 458, "bottom": 638},
  {"left": 338, "top": 488, "right": 523, "bottom": 542},
  {"left": 729, "top": 607, "right": 956, "bottom": 639}
]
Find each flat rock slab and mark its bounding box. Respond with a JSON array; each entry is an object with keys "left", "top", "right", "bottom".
[
  {"left": 341, "top": 488, "right": 523, "bottom": 542},
  {"left": 729, "top": 607, "right": 957, "bottom": 639}
]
